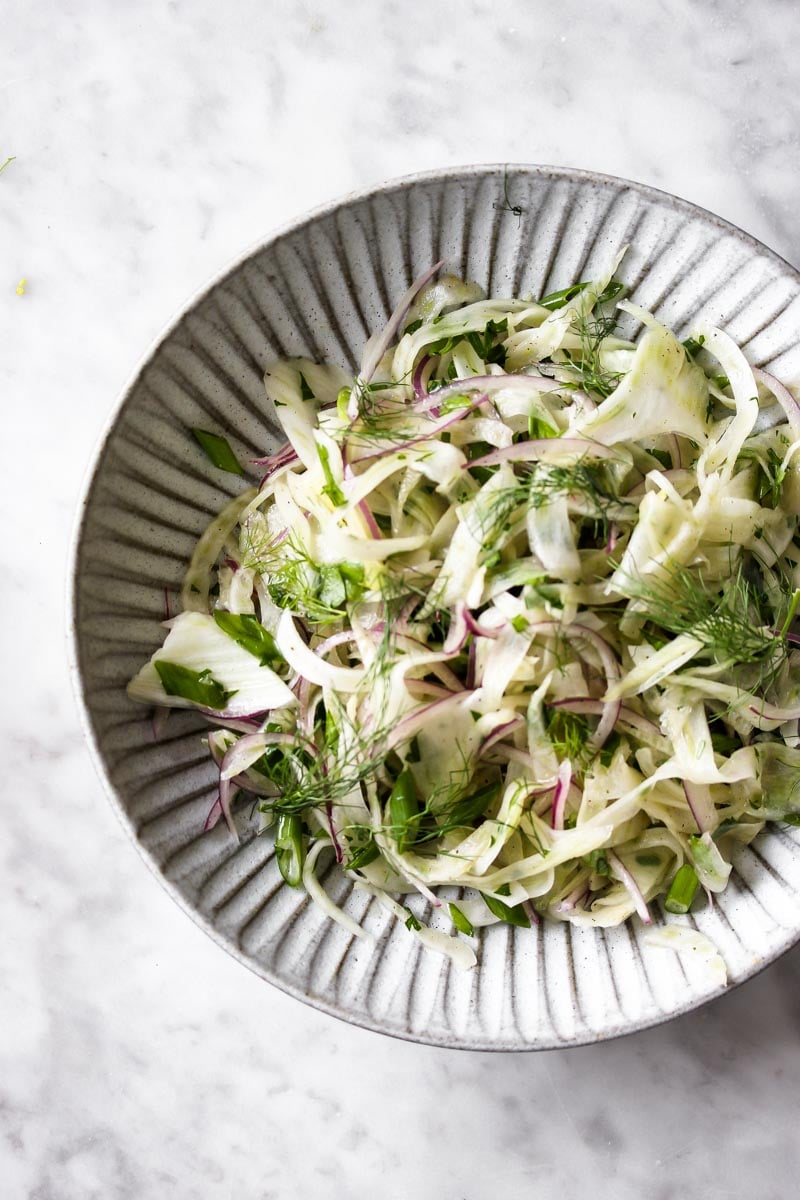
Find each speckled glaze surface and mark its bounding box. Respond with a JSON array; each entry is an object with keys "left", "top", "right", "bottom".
[{"left": 71, "top": 164, "right": 800, "bottom": 1050}]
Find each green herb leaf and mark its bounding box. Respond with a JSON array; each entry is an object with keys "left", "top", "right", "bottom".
[
  {"left": 528, "top": 416, "right": 557, "bottom": 439},
  {"left": 538, "top": 279, "right": 623, "bottom": 313},
  {"left": 405, "top": 735, "right": 421, "bottom": 764},
  {"left": 538, "top": 281, "right": 589, "bottom": 311},
  {"left": 154, "top": 660, "right": 235, "bottom": 710},
  {"left": 213, "top": 610, "right": 281, "bottom": 666},
  {"left": 346, "top": 833, "right": 380, "bottom": 870},
  {"left": 336, "top": 387, "right": 351, "bottom": 418},
  {"left": 317, "top": 442, "right": 346, "bottom": 506},
  {"left": 317, "top": 565, "right": 347, "bottom": 610},
  {"left": 565, "top": 309, "right": 622, "bottom": 397},
  {"left": 482, "top": 893, "right": 530, "bottom": 927},
  {"left": 404, "top": 909, "right": 422, "bottom": 931},
  {"left": 448, "top": 777, "right": 496, "bottom": 825},
  {"left": 682, "top": 335, "right": 706, "bottom": 359},
  {"left": 597, "top": 731, "right": 622, "bottom": 768},
  {"left": 192, "top": 428, "right": 244, "bottom": 475},
  {"left": 275, "top": 813, "right": 306, "bottom": 887},
  {"left": 449, "top": 903, "right": 475, "bottom": 936},
  {"left": 664, "top": 863, "right": 699, "bottom": 914},
  {"left": 619, "top": 557, "right": 786, "bottom": 679},
  {"left": 466, "top": 318, "right": 508, "bottom": 366},
  {"left": 710, "top": 730, "right": 742, "bottom": 757},
  {"left": 0, "top": 156, "right": 15, "bottom": 176},
  {"left": 439, "top": 392, "right": 472, "bottom": 414},
  {"left": 546, "top": 708, "right": 589, "bottom": 760},
  {"left": 586, "top": 849, "right": 610, "bottom": 876},
  {"left": 596, "top": 280, "right": 625, "bottom": 306},
  {"left": 388, "top": 768, "right": 421, "bottom": 853},
  {"left": 711, "top": 817, "right": 740, "bottom": 840}
]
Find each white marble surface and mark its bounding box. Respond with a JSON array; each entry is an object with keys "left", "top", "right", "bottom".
[{"left": 3, "top": 1, "right": 800, "bottom": 1196}]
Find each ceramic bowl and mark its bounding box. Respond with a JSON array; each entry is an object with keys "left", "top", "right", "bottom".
[{"left": 70, "top": 165, "right": 800, "bottom": 1049}]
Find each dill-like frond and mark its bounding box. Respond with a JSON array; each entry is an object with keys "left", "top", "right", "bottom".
[
  {"left": 474, "top": 461, "right": 629, "bottom": 555},
  {"left": 257, "top": 702, "right": 393, "bottom": 817},
  {"left": 545, "top": 708, "right": 590, "bottom": 761},
  {"left": 346, "top": 372, "right": 416, "bottom": 440},
  {"left": 526, "top": 462, "right": 623, "bottom": 516},
  {"left": 562, "top": 311, "right": 623, "bottom": 398},
  {"left": 738, "top": 444, "right": 788, "bottom": 508},
  {"left": 241, "top": 523, "right": 351, "bottom": 624},
  {"left": 620, "top": 557, "right": 793, "bottom": 685}
]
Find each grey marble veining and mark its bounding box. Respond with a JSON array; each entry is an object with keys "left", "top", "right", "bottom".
[{"left": 3, "top": 0, "right": 800, "bottom": 1196}]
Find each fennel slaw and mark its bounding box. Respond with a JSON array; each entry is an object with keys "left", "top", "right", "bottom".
[{"left": 128, "top": 258, "right": 800, "bottom": 973}]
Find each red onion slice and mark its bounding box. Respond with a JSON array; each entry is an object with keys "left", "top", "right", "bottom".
[
  {"left": 151, "top": 706, "right": 171, "bottom": 741},
  {"left": 405, "top": 678, "right": 455, "bottom": 699},
  {"left": 357, "top": 499, "right": 382, "bottom": 538},
  {"left": 314, "top": 630, "right": 360, "bottom": 659},
  {"left": 413, "top": 354, "right": 433, "bottom": 400},
  {"left": 550, "top": 697, "right": 662, "bottom": 742},
  {"left": 467, "top": 436, "right": 621, "bottom": 468},
  {"left": 753, "top": 366, "right": 800, "bottom": 441},
  {"left": 668, "top": 433, "right": 684, "bottom": 470},
  {"left": 415, "top": 371, "right": 564, "bottom": 415},
  {"left": 557, "top": 882, "right": 589, "bottom": 913},
  {"left": 479, "top": 716, "right": 526, "bottom": 754},
  {"left": 431, "top": 661, "right": 468, "bottom": 692},
  {"left": 464, "top": 607, "right": 500, "bottom": 639},
  {"left": 200, "top": 711, "right": 267, "bottom": 734},
  {"left": 748, "top": 700, "right": 800, "bottom": 727},
  {"left": 562, "top": 624, "right": 621, "bottom": 751},
  {"left": 683, "top": 781, "right": 717, "bottom": 835},
  {"left": 213, "top": 731, "right": 309, "bottom": 841},
  {"left": 252, "top": 441, "right": 296, "bottom": 467},
  {"left": 486, "top": 744, "right": 538, "bottom": 771},
  {"left": 326, "top": 802, "right": 343, "bottom": 864},
  {"left": 607, "top": 850, "right": 651, "bottom": 924},
  {"left": 551, "top": 759, "right": 573, "bottom": 830},
  {"left": 443, "top": 602, "right": 469, "bottom": 654},
  {"left": 204, "top": 795, "right": 223, "bottom": 832},
  {"left": 253, "top": 444, "right": 300, "bottom": 489},
  {"left": 343, "top": 443, "right": 383, "bottom": 538},
  {"left": 395, "top": 595, "right": 421, "bottom": 631},
  {"left": 361, "top": 260, "right": 445, "bottom": 383},
  {"left": 217, "top": 776, "right": 238, "bottom": 837},
  {"left": 387, "top": 691, "right": 476, "bottom": 751},
  {"left": 220, "top": 731, "right": 299, "bottom": 781}
]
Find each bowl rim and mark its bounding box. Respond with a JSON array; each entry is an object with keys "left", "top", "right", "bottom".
[{"left": 67, "top": 161, "right": 800, "bottom": 1050}]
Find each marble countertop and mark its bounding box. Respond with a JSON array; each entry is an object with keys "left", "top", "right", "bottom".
[{"left": 4, "top": 1, "right": 800, "bottom": 1196}]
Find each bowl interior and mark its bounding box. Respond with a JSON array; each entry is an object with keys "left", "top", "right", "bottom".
[{"left": 72, "top": 165, "right": 800, "bottom": 1048}]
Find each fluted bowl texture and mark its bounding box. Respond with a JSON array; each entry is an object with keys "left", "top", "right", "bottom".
[{"left": 70, "top": 165, "right": 800, "bottom": 1049}]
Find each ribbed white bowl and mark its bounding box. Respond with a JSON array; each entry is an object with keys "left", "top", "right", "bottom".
[{"left": 70, "top": 165, "right": 800, "bottom": 1049}]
